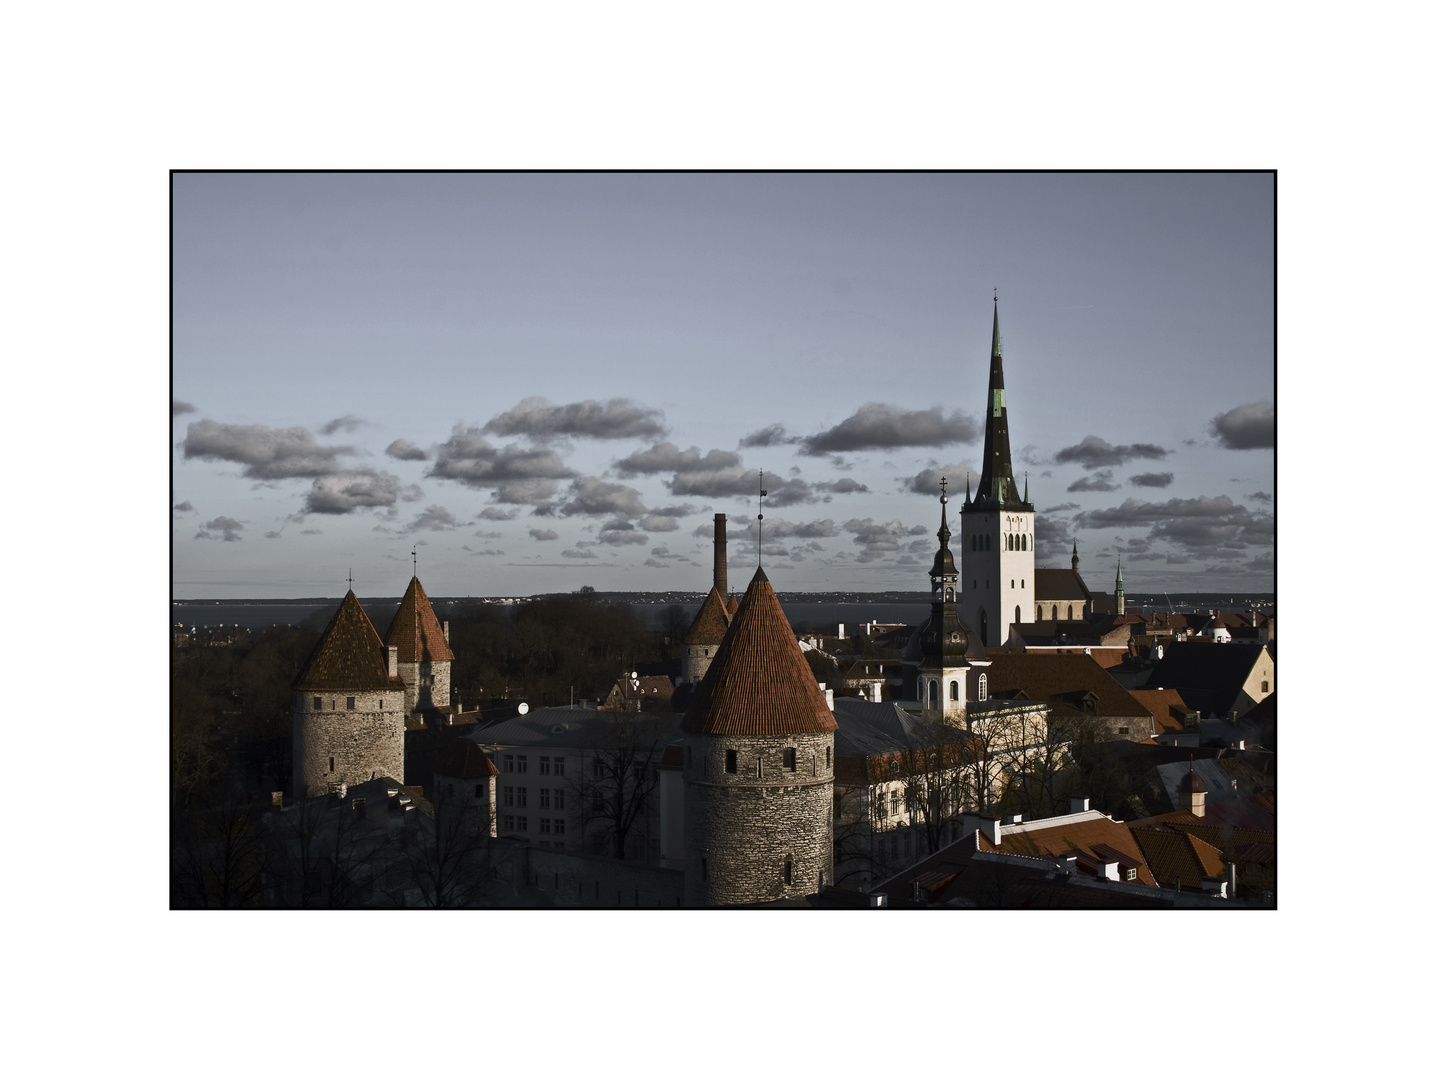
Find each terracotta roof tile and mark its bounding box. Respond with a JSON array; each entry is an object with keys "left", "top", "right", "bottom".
[
  {"left": 982, "top": 815, "right": 1159, "bottom": 886},
  {"left": 293, "top": 591, "right": 407, "bottom": 692},
  {"left": 983, "top": 653, "right": 1153, "bottom": 720},
  {"left": 1128, "top": 824, "right": 1224, "bottom": 889},
  {"left": 684, "top": 587, "right": 731, "bottom": 645},
  {"left": 384, "top": 576, "right": 454, "bottom": 663},
  {"left": 681, "top": 568, "right": 837, "bottom": 736}
]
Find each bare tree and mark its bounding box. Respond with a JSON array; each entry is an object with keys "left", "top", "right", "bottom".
[
  {"left": 572, "top": 711, "right": 672, "bottom": 860},
  {"left": 171, "top": 796, "right": 267, "bottom": 908},
  {"left": 400, "top": 787, "right": 499, "bottom": 907}
]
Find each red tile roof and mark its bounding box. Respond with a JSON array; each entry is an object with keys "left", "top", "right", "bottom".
[
  {"left": 681, "top": 568, "right": 838, "bottom": 736},
  {"left": 1128, "top": 823, "right": 1225, "bottom": 890},
  {"left": 384, "top": 576, "right": 454, "bottom": 663},
  {"left": 293, "top": 591, "right": 407, "bottom": 692},
  {"left": 981, "top": 815, "right": 1159, "bottom": 887},
  {"left": 725, "top": 593, "right": 739, "bottom": 616},
  {"left": 684, "top": 586, "right": 731, "bottom": 645},
  {"left": 1130, "top": 688, "right": 1191, "bottom": 734}
]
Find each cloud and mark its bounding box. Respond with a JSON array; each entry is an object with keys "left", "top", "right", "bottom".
[
  {"left": 430, "top": 425, "right": 573, "bottom": 492},
  {"left": 1067, "top": 471, "right": 1120, "bottom": 493},
  {"left": 386, "top": 438, "right": 427, "bottom": 461},
  {"left": 301, "top": 528, "right": 322, "bottom": 535},
  {"left": 406, "top": 505, "right": 461, "bottom": 532},
  {"left": 495, "top": 479, "right": 561, "bottom": 505},
  {"left": 399, "top": 484, "right": 424, "bottom": 502},
  {"left": 1210, "top": 401, "right": 1274, "bottom": 449},
  {"left": 304, "top": 470, "right": 401, "bottom": 514},
  {"left": 483, "top": 397, "right": 665, "bottom": 441},
  {"left": 900, "top": 462, "right": 977, "bottom": 496},
  {"left": 638, "top": 515, "right": 681, "bottom": 532},
  {"left": 529, "top": 528, "right": 559, "bottom": 541},
  {"left": 264, "top": 531, "right": 281, "bottom": 539},
  {"left": 598, "top": 526, "right": 650, "bottom": 546},
  {"left": 699, "top": 517, "right": 838, "bottom": 542},
  {"left": 463, "top": 546, "right": 505, "bottom": 556},
  {"left": 739, "top": 424, "right": 800, "bottom": 448},
  {"left": 561, "top": 548, "right": 598, "bottom": 559},
  {"left": 1039, "top": 502, "right": 1080, "bottom": 514},
  {"left": 1247, "top": 491, "right": 1273, "bottom": 504},
  {"left": 1130, "top": 472, "right": 1175, "bottom": 488},
  {"left": 614, "top": 442, "right": 739, "bottom": 477},
  {"left": 173, "top": 500, "right": 195, "bottom": 513},
  {"left": 183, "top": 420, "right": 355, "bottom": 480},
  {"left": 478, "top": 506, "right": 519, "bottom": 521},
  {"left": 842, "top": 517, "right": 929, "bottom": 562},
  {"left": 195, "top": 515, "right": 244, "bottom": 542},
  {"left": 800, "top": 403, "right": 980, "bottom": 455},
  {"left": 172, "top": 400, "right": 197, "bottom": 417},
  {"left": 319, "top": 414, "right": 365, "bottom": 435},
  {"left": 1055, "top": 435, "right": 1168, "bottom": 469},
  {"left": 556, "top": 476, "right": 649, "bottom": 519},
  {"left": 1071, "top": 495, "right": 1271, "bottom": 549},
  {"left": 814, "top": 478, "right": 869, "bottom": 495}
]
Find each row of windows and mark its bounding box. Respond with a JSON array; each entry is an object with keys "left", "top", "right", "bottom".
[
  {"left": 1035, "top": 604, "right": 1076, "bottom": 620},
  {"left": 499, "top": 814, "right": 566, "bottom": 836},
  {"left": 502, "top": 786, "right": 567, "bottom": 809},
  {"left": 501, "top": 754, "right": 567, "bottom": 775},
  {"left": 919, "top": 675, "right": 988, "bottom": 704},
  {"left": 719, "top": 746, "right": 825, "bottom": 774},
  {"left": 967, "top": 533, "right": 1033, "bottom": 552},
  {"left": 312, "top": 696, "right": 385, "bottom": 711}
]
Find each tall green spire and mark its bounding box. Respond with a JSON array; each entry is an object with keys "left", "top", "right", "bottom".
[{"left": 992, "top": 298, "right": 1002, "bottom": 358}]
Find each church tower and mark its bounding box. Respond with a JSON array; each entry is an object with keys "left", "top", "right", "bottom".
[
  {"left": 681, "top": 567, "right": 837, "bottom": 906},
  {"left": 384, "top": 575, "right": 454, "bottom": 715},
  {"left": 909, "top": 481, "right": 987, "bottom": 723},
  {"left": 959, "top": 300, "right": 1035, "bottom": 647},
  {"left": 1115, "top": 559, "right": 1126, "bottom": 616},
  {"left": 292, "top": 590, "right": 407, "bottom": 797}
]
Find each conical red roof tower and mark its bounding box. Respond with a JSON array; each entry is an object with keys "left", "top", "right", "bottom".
[
  {"left": 385, "top": 576, "right": 454, "bottom": 663},
  {"left": 294, "top": 591, "right": 403, "bottom": 692}
]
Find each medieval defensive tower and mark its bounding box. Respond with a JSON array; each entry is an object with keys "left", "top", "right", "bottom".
[
  {"left": 907, "top": 482, "right": 988, "bottom": 724},
  {"left": 681, "top": 567, "right": 837, "bottom": 906},
  {"left": 960, "top": 300, "right": 1035, "bottom": 647},
  {"left": 384, "top": 575, "right": 454, "bottom": 715},
  {"left": 292, "top": 590, "right": 407, "bottom": 797},
  {"left": 683, "top": 513, "right": 731, "bottom": 684}
]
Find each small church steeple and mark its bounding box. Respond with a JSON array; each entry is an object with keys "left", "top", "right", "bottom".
[
  {"left": 1115, "top": 558, "right": 1126, "bottom": 616},
  {"left": 1071, "top": 540, "right": 1080, "bottom": 573}
]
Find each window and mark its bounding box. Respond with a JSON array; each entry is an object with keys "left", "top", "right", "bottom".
[
  {"left": 517, "top": 816, "right": 527, "bottom": 831},
  {"left": 950, "top": 681, "right": 959, "bottom": 701},
  {"left": 783, "top": 857, "right": 793, "bottom": 886},
  {"left": 517, "top": 755, "right": 527, "bottom": 774},
  {"left": 503, "top": 754, "right": 515, "bottom": 773},
  {"left": 1037, "top": 606, "right": 1043, "bottom": 620},
  {"left": 1118, "top": 726, "right": 1129, "bottom": 735},
  {"left": 312, "top": 696, "right": 322, "bottom": 710},
  {"left": 1125, "top": 867, "right": 1137, "bottom": 881},
  {"left": 1262, "top": 680, "right": 1270, "bottom": 692},
  {"left": 978, "top": 674, "right": 988, "bottom": 701},
  {"left": 555, "top": 789, "right": 565, "bottom": 809},
  {"left": 555, "top": 819, "right": 565, "bottom": 835},
  {"left": 890, "top": 791, "right": 900, "bottom": 815},
  {"left": 503, "top": 786, "right": 515, "bottom": 807},
  {"left": 553, "top": 756, "right": 565, "bottom": 775},
  {"left": 725, "top": 749, "right": 738, "bottom": 773},
  {"left": 539, "top": 757, "right": 551, "bottom": 776},
  {"left": 1052, "top": 605, "right": 1058, "bottom": 620},
  {"left": 517, "top": 788, "right": 527, "bottom": 808},
  {"left": 378, "top": 699, "right": 383, "bottom": 710},
  {"left": 593, "top": 758, "right": 604, "bottom": 780},
  {"left": 502, "top": 814, "right": 515, "bottom": 831},
  {"left": 826, "top": 747, "right": 831, "bottom": 767},
  {"left": 329, "top": 756, "right": 335, "bottom": 773},
  {"left": 346, "top": 696, "right": 355, "bottom": 710},
  {"left": 539, "top": 818, "right": 552, "bottom": 834},
  {"left": 783, "top": 747, "right": 797, "bottom": 772},
  {"left": 474, "top": 783, "right": 485, "bottom": 798},
  {"left": 539, "top": 789, "right": 550, "bottom": 809}
]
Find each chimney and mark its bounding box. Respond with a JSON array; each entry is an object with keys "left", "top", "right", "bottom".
[
  {"left": 911, "top": 880, "right": 922, "bottom": 903},
  {"left": 824, "top": 687, "right": 834, "bottom": 711},
  {"left": 1199, "top": 877, "right": 1227, "bottom": 898},
  {"left": 386, "top": 645, "right": 399, "bottom": 678},
  {"left": 1070, "top": 795, "right": 1090, "bottom": 814},
  {"left": 1097, "top": 858, "right": 1120, "bottom": 882},
  {"left": 869, "top": 682, "right": 882, "bottom": 703},
  {"left": 1058, "top": 854, "right": 1078, "bottom": 875},
  {"left": 443, "top": 620, "right": 450, "bottom": 645},
  {"left": 1227, "top": 861, "right": 1237, "bottom": 899},
  {"left": 839, "top": 623, "right": 845, "bottom": 638},
  {"left": 713, "top": 513, "right": 728, "bottom": 595},
  {"left": 1006, "top": 813, "right": 1024, "bottom": 825},
  {"left": 868, "top": 892, "right": 888, "bottom": 908}
]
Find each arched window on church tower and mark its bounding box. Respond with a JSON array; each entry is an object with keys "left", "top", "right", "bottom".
[
  {"left": 950, "top": 680, "right": 959, "bottom": 701},
  {"left": 1052, "top": 605, "right": 1058, "bottom": 620},
  {"left": 978, "top": 674, "right": 988, "bottom": 701}
]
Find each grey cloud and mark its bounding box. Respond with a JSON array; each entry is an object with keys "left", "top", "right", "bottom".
[
  {"left": 430, "top": 425, "right": 573, "bottom": 490},
  {"left": 173, "top": 500, "right": 195, "bottom": 513},
  {"left": 1039, "top": 503, "right": 1080, "bottom": 514},
  {"left": 493, "top": 479, "right": 561, "bottom": 505},
  {"left": 1210, "top": 401, "right": 1274, "bottom": 450},
  {"left": 1055, "top": 435, "right": 1168, "bottom": 469},
  {"left": 183, "top": 420, "right": 355, "bottom": 480},
  {"left": 475, "top": 530, "right": 503, "bottom": 539},
  {"left": 529, "top": 528, "right": 559, "bottom": 541},
  {"left": 320, "top": 414, "right": 366, "bottom": 436},
  {"left": 1072, "top": 495, "right": 1270, "bottom": 549},
  {"left": 406, "top": 505, "right": 461, "bottom": 532},
  {"left": 465, "top": 547, "right": 505, "bottom": 557},
  {"left": 698, "top": 518, "right": 837, "bottom": 542},
  {"left": 842, "top": 518, "right": 929, "bottom": 563},
  {"left": 558, "top": 476, "right": 649, "bottom": 518},
  {"left": 399, "top": 484, "right": 424, "bottom": 502},
  {"left": 172, "top": 400, "right": 197, "bottom": 417},
  {"left": 562, "top": 548, "right": 598, "bottom": 559},
  {"left": 196, "top": 515, "right": 244, "bottom": 542},
  {"left": 739, "top": 424, "right": 800, "bottom": 448},
  {"left": 599, "top": 528, "right": 650, "bottom": 547},
  {"left": 483, "top": 397, "right": 665, "bottom": 441},
  {"left": 301, "top": 528, "right": 322, "bottom": 535},
  {"left": 478, "top": 507, "right": 519, "bottom": 521},
  {"left": 614, "top": 442, "right": 739, "bottom": 477},
  {"left": 304, "top": 470, "right": 400, "bottom": 514},
  {"left": 386, "top": 439, "right": 427, "bottom": 461},
  {"left": 900, "top": 462, "right": 976, "bottom": 496},
  {"left": 800, "top": 403, "right": 980, "bottom": 455},
  {"left": 264, "top": 531, "right": 281, "bottom": 539},
  {"left": 668, "top": 467, "right": 784, "bottom": 500},
  {"left": 1247, "top": 491, "right": 1273, "bottom": 504},
  {"left": 1130, "top": 472, "right": 1175, "bottom": 488},
  {"left": 638, "top": 515, "right": 681, "bottom": 532},
  {"left": 1068, "top": 471, "right": 1120, "bottom": 493},
  {"left": 814, "top": 478, "right": 869, "bottom": 495},
  {"left": 1016, "top": 445, "right": 1051, "bottom": 467}
]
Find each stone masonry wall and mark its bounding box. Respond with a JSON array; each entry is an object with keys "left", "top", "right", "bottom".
[
  {"left": 682, "top": 729, "right": 834, "bottom": 906},
  {"left": 684, "top": 644, "right": 713, "bottom": 684},
  {"left": 293, "top": 688, "right": 406, "bottom": 797},
  {"left": 397, "top": 659, "right": 452, "bottom": 713}
]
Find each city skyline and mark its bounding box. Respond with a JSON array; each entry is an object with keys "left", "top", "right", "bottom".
[{"left": 172, "top": 172, "right": 1274, "bottom": 599}]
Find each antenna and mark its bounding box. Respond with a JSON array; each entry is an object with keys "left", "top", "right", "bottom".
[{"left": 757, "top": 469, "right": 767, "bottom": 567}]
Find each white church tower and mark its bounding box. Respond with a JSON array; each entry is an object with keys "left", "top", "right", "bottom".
[{"left": 959, "top": 298, "right": 1035, "bottom": 647}]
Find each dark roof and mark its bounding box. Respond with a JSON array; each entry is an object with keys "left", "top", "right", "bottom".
[
  {"left": 684, "top": 587, "right": 731, "bottom": 645},
  {"left": 471, "top": 706, "right": 682, "bottom": 750},
  {"left": 831, "top": 700, "right": 973, "bottom": 781},
  {"left": 1180, "top": 767, "right": 1209, "bottom": 793},
  {"left": 1129, "top": 688, "right": 1192, "bottom": 734},
  {"left": 385, "top": 576, "right": 454, "bottom": 663},
  {"left": 983, "top": 815, "right": 1159, "bottom": 886},
  {"left": 681, "top": 568, "right": 838, "bottom": 736},
  {"left": 1034, "top": 568, "right": 1093, "bottom": 603},
  {"left": 1133, "top": 791, "right": 1276, "bottom": 846},
  {"left": 433, "top": 740, "right": 500, "bottom": 780},
  {"left": 1149, "top": 641, "right": 1270, "bottom": 693},
  {"left": 293, "top": 591, "right": 407, "bottom": 692},
  {"left": 982, "top": 653, "right": 1152, "bottom": 720},
  {"left": 1128, "top": 824, "right": 1224, "bottom": 890}
]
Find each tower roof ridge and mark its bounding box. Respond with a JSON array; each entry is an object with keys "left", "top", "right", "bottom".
[
  {"left": 294, "top": 591, "right": 405, "bottom": 691},
  {"left": 681, "top": 569, "right": 837, "bottom": 736},
  {"left": 385, "top": 575, "right": 454, "bottom": 663}
]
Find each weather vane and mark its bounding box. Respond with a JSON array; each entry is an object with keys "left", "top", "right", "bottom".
[
  {"left": 347, "top": 568, "right": 353, "bottom": 593},
  {"left": 757, "top": 469, "right": 767, "bottom": 567},
  {"left": 412, "top": 545, "right": 417, "bottom": 576}
]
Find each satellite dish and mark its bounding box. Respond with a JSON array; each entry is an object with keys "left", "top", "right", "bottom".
[
  {"left": 517, "top": 702, "right": 530, "bottom": 715},
  {"left": 630, "top": 671, "right": 638, "bottom": 679}
]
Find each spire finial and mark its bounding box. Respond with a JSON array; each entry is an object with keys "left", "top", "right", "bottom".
[
  {"left": 412, "top": 545, "right": 417, "bottom": 577},
  {"left": 347, "top": 568, "right": 353, "bottom": 593},
  {"left": 757, "top": 469, "right": 766, "bottom": 568}
]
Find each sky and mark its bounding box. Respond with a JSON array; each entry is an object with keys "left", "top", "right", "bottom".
[{"left": 172, "top": 172, "right": 1274, "bottom": 599}]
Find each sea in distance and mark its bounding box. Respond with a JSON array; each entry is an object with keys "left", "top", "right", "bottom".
[{"left": 172, "top": 592, "right": 1273, "bottom": 635}]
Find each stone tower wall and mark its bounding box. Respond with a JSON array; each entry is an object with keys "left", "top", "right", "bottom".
[
  {"left": 682, "top": 729, "right": 834, "bottom": 906},
  {"left": 960, "top": 508, "right": 1035, "bottom": 647},
  {"left": 398, "top": 658, "right": 451, "bottom": 713},
  {"left": 293, "top": 688, "right": 406, "bottom": 797},
  {"left": 684, "top": 644, "right": 717, "bottom": 684}
]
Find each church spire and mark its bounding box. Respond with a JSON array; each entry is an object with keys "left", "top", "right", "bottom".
[
  {"left": 1071, "top": 539, "right": 1080, "bottom": 572},
  {"left": 974, "top": 297, "right": 1030, "bottom": 511}
]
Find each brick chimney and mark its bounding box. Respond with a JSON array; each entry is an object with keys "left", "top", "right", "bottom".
[{"left": 713, "top": 513, "right": 728, "bottom": 595}]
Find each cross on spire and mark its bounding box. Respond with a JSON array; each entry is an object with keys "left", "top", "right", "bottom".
[{"left": 757, "top": 469, "right": 767, "bottom": 567}]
